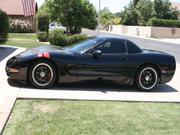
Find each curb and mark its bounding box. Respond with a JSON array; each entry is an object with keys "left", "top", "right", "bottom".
[{"left": 0, "top": 97, "right": 16, "bottom": 135}]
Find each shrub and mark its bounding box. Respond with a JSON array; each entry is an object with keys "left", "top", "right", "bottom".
[
  {"left": 37, "top": 13, "right": 49, "bottom": 32},
  {"left": 147, "top": 18, "right": 180, "bottom": 28},
  {"left": 49, "top": 29, "right": 68, "bottom": 46},
  {"left": 37, "top": 32, "right": 48, "bottom": 42},
  {"left": 69, "top": 34, "right": 88, "bottom": 44},
  {"left": 49, "top": 29, "right": 88, "bottom": 46},
  {"left": 10, "top": 19, "right": 33, "bottom": 33},
  {"left": 0, "top": 10, "right": 9, "bottom": 43}
]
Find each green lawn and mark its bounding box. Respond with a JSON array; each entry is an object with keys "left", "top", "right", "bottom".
[
  {"left": 0, "top": 33, "right": 49, "bottom": 48},
  {"left": 3, "top": 100, "right": 180, "bottom": 135}
]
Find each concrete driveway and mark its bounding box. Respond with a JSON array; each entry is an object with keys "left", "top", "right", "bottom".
[
  {"left": 0, "top": 47, "right": 180, "bottom": 103},
  {"left": 0, "top": 46, "right": 17, "bottom": 62}
]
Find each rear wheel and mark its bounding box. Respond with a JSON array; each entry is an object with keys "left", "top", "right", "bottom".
[
  {"left": 29, "top": 60, "right": 56, "bottom": 89},
  {"left": 136, "top": 66, "right": 159, "bottom": 91}
]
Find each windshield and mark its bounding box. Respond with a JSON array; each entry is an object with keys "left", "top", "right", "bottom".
[{"left": 63, "top": 37, "right": 103, "bottom": 54}]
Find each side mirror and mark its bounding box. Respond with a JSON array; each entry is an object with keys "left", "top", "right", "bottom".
[{"left": 92, "top": 50, "right": 102, "bottom": 58}]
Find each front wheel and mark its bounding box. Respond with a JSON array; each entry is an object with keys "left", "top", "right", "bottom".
[
  {"left": 29, "top": 60, "right": 56, "bottom": 89},
  {"left": 136, "top": 66, "right": 159, "bottom": 91}
]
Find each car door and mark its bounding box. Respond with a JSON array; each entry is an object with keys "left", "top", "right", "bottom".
[{"left": 77, "top": 39, "right": 130, "bottom": 82}]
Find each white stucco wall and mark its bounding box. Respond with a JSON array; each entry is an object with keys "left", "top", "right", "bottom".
[{"left": 111, "top": 25, "right": 180, "bottom": 38}]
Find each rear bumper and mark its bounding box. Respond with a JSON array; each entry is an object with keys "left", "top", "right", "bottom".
[
  {"left": 159, "top": 64, "right": 176, "bottom": 84},
  {"left": 160, "top": 72, "right": 175, "bottom": 84}
]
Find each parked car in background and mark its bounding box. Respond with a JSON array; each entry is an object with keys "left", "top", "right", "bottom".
[{"left": 49, "top": 22, "right": 66, "bottom": 32}]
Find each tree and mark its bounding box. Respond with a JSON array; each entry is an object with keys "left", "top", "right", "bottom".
[
  {"left": 136, "top": 0, "right": 153, "bottom": 25},
  {"left": 100, "top": 7, "right": 121, "bottom": 31},
  {"left": 37, "top": 1, "right": 51, "bottom": 32},
  {"left": 80, "top": 0, "right": 97, "bottom": 30},
  {"left": 0, "top": 10, "right": 9, "bottom": 43},
  {"left": 121, "top": 0, "right": 153, "bottom": 25},
  {"left": 121, "top": 0, "right": 179, "bottom": 26},
  {"left": 133, "top": 0, "right": 140, "bottom": 6},
  {"left": 46, "top": 0, "right": 97, "bottom": 34},
  {"left": 121, "top": 2, "right": 139, "bottom": 25},
  {"left": 112, "top": 17, "right": 121, "bottom": 25},
  {"left": 153, "top": 0, "right": 164, "bottom": 19},
  {"left": 37, "top": 12, "right": 50, "bottom": 32},
  {"left": 100, "top": 11, "right": 114, "bottom": 31},
  {"left": 153, "top": 0, "right": 179, "bottom": 20}
]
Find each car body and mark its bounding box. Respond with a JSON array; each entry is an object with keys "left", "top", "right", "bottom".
[
  {"left": 49, "top": 22, "right": 66, "bottom": 32},
  {"left": 6, "top": 36, "right": 176, "bottom": 90}
]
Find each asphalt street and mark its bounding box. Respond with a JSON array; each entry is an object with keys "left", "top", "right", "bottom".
[{"left": 82, "top": 29, "right": 180, "bottom": 63}]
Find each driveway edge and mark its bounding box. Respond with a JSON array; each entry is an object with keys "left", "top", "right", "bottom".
[{"left": 0, "top": 97, "right": 16, "bottom": 135}]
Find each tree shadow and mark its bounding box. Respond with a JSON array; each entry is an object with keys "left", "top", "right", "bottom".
[
  {"left": 0, "top": 46, "right": 17, "bottom": 62},
  {"left": 7, "top": 79, "right": 178, "bottom": 93}
]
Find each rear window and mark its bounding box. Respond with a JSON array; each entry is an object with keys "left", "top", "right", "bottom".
[{"left": 126, "top": 40, "right": 142, "bottom": 53}]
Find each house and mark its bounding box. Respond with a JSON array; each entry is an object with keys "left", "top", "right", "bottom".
[
  {"left": 172, "top": 2, "right": 180, "bottom": 19},
  {"left": 0, "top": 0, "right": 38, "bottom": 32}
]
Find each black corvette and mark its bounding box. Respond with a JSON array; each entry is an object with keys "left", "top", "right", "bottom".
[{"left": 6, "top": 36, "right": 176, "bottom": 91}]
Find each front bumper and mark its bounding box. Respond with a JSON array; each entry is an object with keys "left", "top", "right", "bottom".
[{"left": 6, "top": 66, "right": 27, "bottom": 81}]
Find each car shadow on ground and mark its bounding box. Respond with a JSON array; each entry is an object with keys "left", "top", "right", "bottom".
[
  {"left": 8, "top": 79, "right": 178, "bottom": 93},
  {"left": 0, "top": 46, "right": 17, "bottom": 62}
]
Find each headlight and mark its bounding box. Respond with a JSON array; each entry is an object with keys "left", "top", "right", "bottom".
[{"left": 6, "top": 67, "right": 19, "bottom": 73}]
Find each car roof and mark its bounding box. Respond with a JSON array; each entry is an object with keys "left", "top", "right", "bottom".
[{"left": 93, "top": 35, "right": 127, "bottom": 41}]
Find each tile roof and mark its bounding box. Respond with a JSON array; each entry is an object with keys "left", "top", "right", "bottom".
[{"left": 0, "top": 0, "right": 36, "bottom": 16}]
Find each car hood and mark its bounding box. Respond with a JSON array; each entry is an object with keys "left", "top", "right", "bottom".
[{"left": 18, "top": 45, "right": 67, "bottom": 57}]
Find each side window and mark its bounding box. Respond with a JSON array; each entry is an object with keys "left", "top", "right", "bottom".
[{"left": 95, "top": 39, "right": 126, "bottom": 54}]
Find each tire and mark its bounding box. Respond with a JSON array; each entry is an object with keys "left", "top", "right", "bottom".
[
  {"left": 29, "top": 60, "right": 57, "bottom": 89},
  {"left": 136, "top": 66, "right": 159, "bottom": 91}
]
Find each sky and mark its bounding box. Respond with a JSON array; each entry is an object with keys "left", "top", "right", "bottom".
[{"left": 36, "top": 0, "right": 180, "bottom": 13}]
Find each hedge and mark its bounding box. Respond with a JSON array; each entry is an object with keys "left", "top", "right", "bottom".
[
  {"left": 0, "top": 10, "right": 9, "bottom": 43},
  {"left": 147, "top": 18, "right": 180, "bottom": 28},
  {"left": 37, "top": 32, "right": 49, "bottom": 42},
  {"left": 49, "top": 29, "right": 88, "bottom": 47}
]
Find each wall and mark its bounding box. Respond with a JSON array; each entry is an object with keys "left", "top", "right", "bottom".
[
  {"left": 111, "top": 25, "right": 180, "bottom": 38},
  {"left": 151, "top": 27, "right": 180, "bottom": 38}
]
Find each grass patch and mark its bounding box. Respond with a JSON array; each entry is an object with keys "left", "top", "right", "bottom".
[
  {"left": 3, "top": 100, "right": 180, "bottom": 135},
  {"left": 0, "top": 33, "right": 49, "bottom": 48}
]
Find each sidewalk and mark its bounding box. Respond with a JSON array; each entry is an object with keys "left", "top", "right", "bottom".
[{"left": 160, "top": 38, "right": 180, "bottom": 44}]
